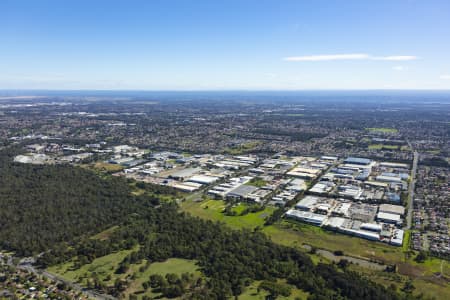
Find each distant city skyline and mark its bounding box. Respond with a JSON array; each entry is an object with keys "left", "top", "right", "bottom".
[{"left": 1, "top": 0, "right": 450, "bottom": 90}]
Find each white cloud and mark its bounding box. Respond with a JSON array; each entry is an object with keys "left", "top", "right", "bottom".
[
  {"left": 372, "top": 55, "right": 418, "bottom": 61},
  {"left": 284, "top": 54, "right": 418, "bottom": 62},
  {"left": 440, "top": 74, "right": 450, "bottom": 80},
  {"left": 284, "top": 53, "right": 369, "bottom": 61}
]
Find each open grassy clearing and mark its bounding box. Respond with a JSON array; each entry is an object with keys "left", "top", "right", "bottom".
[
  {"left": 348, "top": 262, "right": 450, "bottom": 300},
  {"left": 180, "top": 199, "right": 274, "bottom": 230},
  {"left": 402, "top": 230, "right": 411, "bottom": 252},
  {"left": 368, "top": 144, "right": 400, "bottom": 150},
  {"left": 89, "top": 162, "right": 124, "bottom": 173},
  {"left": 47, "top": 247, "right": 137, "bottom": 285},
  {"left": 368, "top": 144, "right": 410, "bottom": 151},
  {"left": 263, "top": 221, "right": 404, "bottom": 263},
  {"left": 124, "top": 258, "right": 201, "bottom": 299},
  {"left": 180, "top": 199, "right": 404, "bottom": 263},
  {"left": 90, "top": 225, "right": 119, "bottom": 241},
  {"left": 425, "top": 149, "right": 441, "bottom": 154},
  {"left": 48, "top": 246, "right": 201, "bottom": 300},
  {"left": 231, "top": 202, "right": 249, "bottom": 215},
  {"left": 128, "top": 181, "right": 182, "bottom": 201},
  {"left": 365, "top": 127, "right": 398, "bottom": 133},
  {"left": 263, "top": 221, "right": 450, "bottom": 300},
  {"left": 239, "top": 280, "right": 309, "bottom": 300},
  {"left": 408, "top": 256, "right": 450, "bottom": 276},
  {"left": 413, "top": 279, "right": 450, "bottom": 300},
  {"left": 224, "top": 141, "right": 261, "bottom": 155},
  {"left": 348, "top": 265, "right": 450, "bottom": 299}
]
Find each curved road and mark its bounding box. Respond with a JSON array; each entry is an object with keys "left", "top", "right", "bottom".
[{"left": 16, "top": 263, "right": 116, "bottom": 300}]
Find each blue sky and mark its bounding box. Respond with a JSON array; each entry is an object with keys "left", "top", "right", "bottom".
[{"left": 1, "top": 0, "right": 450, "bottom": 90}]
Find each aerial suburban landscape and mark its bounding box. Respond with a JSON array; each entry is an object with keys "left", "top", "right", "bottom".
[
  {"left": 0, "top": 91, "right": 448, "bottom": 299},
  {"left": 1, "top": 0, "right": 450, "bottom": 299}
]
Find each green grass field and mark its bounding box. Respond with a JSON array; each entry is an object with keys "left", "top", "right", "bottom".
[
  {"left": 348, "top": 261, "right": 450, "bottom": 300},
  {"left": 47, "top": 247, "right": 137, "bottom": 285},
  {"left": 124, "top": 258, "right": 201, "bottom": 299},
  {"left": 180, "top": 199, "right": 274, "bottom": 230},
  {"left": 366, "top": 127, "right": 398, "bottom": 133},
  {"left": 368, "top": 144, "right": 410, "bottom": 151},
  {"left": 402, "top": 230, "right": 411, "bottom": 252},
  {"left": 263, "top": 221, "right": 404, "bottom": 263},
  {"left": 368, "top": 144, "right": 399, "bottom": 150},
  {"left": 129, "top": 181, "right": 182, "bottom": 202},
  {"left": 231, "top": 203, "right": 249, "bottom": 215},
  {"left": 48, "top": 247, "right": 201, "bottom": 300},
  {"left": 224, "top": 141, "right": 261, "bottom": 155},
  {"left": 239, "top": 280, "right": 309, "bottom": 300}
]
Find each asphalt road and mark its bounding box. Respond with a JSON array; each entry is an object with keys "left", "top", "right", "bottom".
[
  {"left": 406, "top": 151, "right": 419, "bottom": 230},
  {"left": 15, "top": 262, "right": 116, "bottom": 300}
]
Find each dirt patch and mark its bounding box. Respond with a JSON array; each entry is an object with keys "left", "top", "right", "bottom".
[
  {"left": 366, "top": 250, "right": 376, "bottom": 256},
  {"left": 420, "top": 275, "right": 449, "bottom": 286},
  {"left": 397, "top": 263, "right": 424, "bottom": 278}
]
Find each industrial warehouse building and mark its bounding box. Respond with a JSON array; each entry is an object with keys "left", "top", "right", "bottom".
[
  {"left": 285, "top": 209, "right": 327, "bottom": 226},
  {"left": 377, "top": 212, "right": 402, "bottom": 224},
  {"left": 226, "top": 185, "right": 258, "bottom": 200},
  {"left": 344, "top": 157, "right": 372, "bottom": 165},
  {"left": 379, "top": 204, "right": 405, "bottom": 216}
]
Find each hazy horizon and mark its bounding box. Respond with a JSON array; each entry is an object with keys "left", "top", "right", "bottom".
[{"left": 2, "top": 0, "right": 450, "bottom": 90}]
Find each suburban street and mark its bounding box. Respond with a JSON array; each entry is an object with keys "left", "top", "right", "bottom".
[
  {"left": 406, "top": 151, "right": 419, "bottom": 230},
  {"left": 12, "top": 260, "right": 116, "bottom": 300}
]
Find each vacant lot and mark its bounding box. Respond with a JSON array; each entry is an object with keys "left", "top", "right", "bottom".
[
  {"left": 90, "top": 162, "right": 124, "bottom": 173},
  {"left": 263, "top": 221, "right": 404, "bottom": 263}
]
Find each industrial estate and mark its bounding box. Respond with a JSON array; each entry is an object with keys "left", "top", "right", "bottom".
[{"left": 15, "top": 145, "right": 412, "bottom": 247}]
